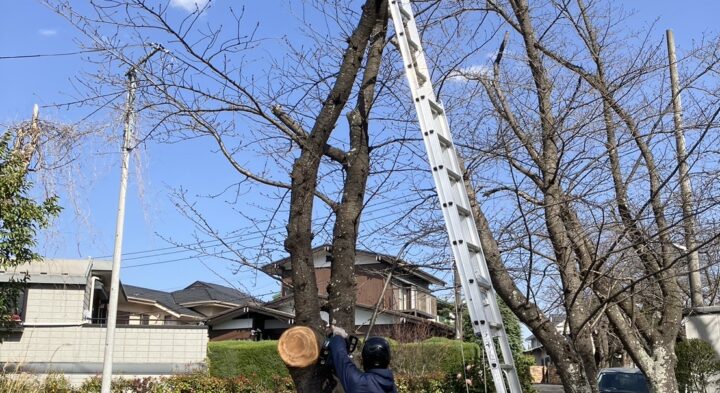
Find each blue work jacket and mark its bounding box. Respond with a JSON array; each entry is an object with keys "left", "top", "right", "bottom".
[{"left": 329, "top": 335, "right": 398, "bottom": 393}]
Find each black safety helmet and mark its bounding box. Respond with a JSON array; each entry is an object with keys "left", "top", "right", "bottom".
[{"left": 362, "top": 337, "right": 391, "bottom": 370}]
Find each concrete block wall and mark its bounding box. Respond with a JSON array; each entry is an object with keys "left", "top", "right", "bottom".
[
  {"left": 0, "top": 326, "right": 208, "bottom": 365},
  {"left": 24, "top": 287, "right": 85, "bottom": 324}
]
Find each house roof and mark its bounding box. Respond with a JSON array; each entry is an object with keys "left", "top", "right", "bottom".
[
  {"left": 261, "top": 244, "right": 446, "bottom": 286},
  {"left": 0, "top": 259, "right": 128, "bottom": 301},
  {"left": 123, "top": 284, "right": 204, "bottom": 319},
  {"left": 0, "top": 259, "right": 112, "bottom": 285},
  {"left": 207, "top": 303, "right": 296, "bottom": 326},
  {"left": 171, "top": 281, "right": 257, "bottom": 306}
]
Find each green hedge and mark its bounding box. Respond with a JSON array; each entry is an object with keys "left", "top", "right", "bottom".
[
  {"left": 208, "top": 340, "right": 290, "bottom": 384},
  {"left": 391, "top": 338, "right": 481, "bottom": 375},
  {"left": 207, "top": 338, "right": 483, "bottom": 391},
  {"left": 208, "top": 338, "right": 480, "bottom": 380}
]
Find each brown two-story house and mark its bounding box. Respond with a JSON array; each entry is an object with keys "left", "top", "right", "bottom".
[{"left": 260, "top": 245, "right": 454, "bottom": 340}]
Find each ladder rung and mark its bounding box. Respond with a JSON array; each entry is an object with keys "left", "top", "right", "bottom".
[
  {"left": 415, "top": 69, "right": 427, "bottom": 85},
  {"left": 437, "top": 133, "right": 452, "bottom": 148},
  {"left": 489, "top": 322, "right": 503, "bottom": 330},
  {"left": 407, "top": 38, "right": 420, "bottom": 52},
  {"left": 397, "top": 4, "right": 413, "bottom": 22},
  {"left": 446, "top": 168, "right": 461, "bottom": 182},
  {"left": 457, "top": 204, "right": 471, "bottom": 217},
  {"left": 500, "top": 364, "right": 515, "bottom": 371},
  {"left": 470, "top": 276, "right": 492, "bottom": 290},
  {"left": 467, "top": 242, "right": 482, "bottom": 254},
  {"left": 428, "top": 99, "right": 444, "bottom": 115}
]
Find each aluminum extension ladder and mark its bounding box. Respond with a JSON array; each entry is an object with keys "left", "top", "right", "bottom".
[{"left": 388, "top": 1, "right": 523, "bottom": 391}]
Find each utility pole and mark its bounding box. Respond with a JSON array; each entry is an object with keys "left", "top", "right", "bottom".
[
  {"left": 101, "top": 47, "right": 162, "bottom": 393},
  {"left": 666, "top": 30, "right": 703, "bottom": 308}
]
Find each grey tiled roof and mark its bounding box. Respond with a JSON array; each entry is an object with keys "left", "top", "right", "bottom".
[
  {"left": 171, "top": 281, "right": 257, "bottom": 306},
  {"left": 123, "top": 284, "right": 204, "bottom": 318}
]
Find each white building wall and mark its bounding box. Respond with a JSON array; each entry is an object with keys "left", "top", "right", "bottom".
[
  {"left": 686, "top": 314, "right": 720, "bottom": 356},
  {"left": 2, "top": 283, "right": 208, "bottom": 385},
  {"left": 24, "top": 287, "right": 85, "bottom": 324},
  {"left": 355, "top": 308, "right": 399, "bottom": 327},
  {"left": 213, "top": 318, "right": 252, "bottom": 330},
  {"left": 0, "top": 326, "right": 208, "bottom": 365}
]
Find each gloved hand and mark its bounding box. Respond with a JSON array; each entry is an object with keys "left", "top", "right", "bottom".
[{"left": 331, "top": 325, "right": 348, "bottom": 338}]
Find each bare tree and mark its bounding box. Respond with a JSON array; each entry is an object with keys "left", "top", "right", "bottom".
[
  {"left": 48, "top": 0, "right": 394, "bottom": 390},
  {"left": 432, "top": 0, "right": 720, "bottom": 391}
]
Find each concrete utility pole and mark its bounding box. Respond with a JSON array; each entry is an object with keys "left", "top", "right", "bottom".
[
  {"left": 101, "top": 46, "right": 162, "bottom": 393},
  {"left": 666, "top": 29, "right": 704, "bottom": 308}
]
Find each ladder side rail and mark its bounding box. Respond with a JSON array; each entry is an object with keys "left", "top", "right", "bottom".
[{"left": 388, "top": 1, "right": 523, "bottom": 392}]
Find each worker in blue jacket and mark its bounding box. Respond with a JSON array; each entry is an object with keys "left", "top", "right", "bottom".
[{"left": 328, "top": 326, "right": 398, "bottom": 393}]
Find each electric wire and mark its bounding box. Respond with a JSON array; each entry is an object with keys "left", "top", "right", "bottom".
[
  {"left": 0, "top": 48, "right": 104, "bottom": 60},
  {"left": 119, "top": 198, "right": 419, "bottom": 269},
  {"left": 100, "top": 194, "right": 425, "bottom": 261}
]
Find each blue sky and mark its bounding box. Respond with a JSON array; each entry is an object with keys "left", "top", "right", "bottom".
[{"left": 1, "top": 0, "right": 719, "bottom": 302}]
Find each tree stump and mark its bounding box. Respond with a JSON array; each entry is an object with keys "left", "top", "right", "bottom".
[{"left": 278, "top": 326, "right": 320, "bottom": 368}]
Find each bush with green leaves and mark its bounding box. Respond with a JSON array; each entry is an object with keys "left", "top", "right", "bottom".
[
  {"left": 676, "top": 338, "right": 720, "bottom": 393},
  {"left": 208, "top": 340, "right": 291, "bottom": 388},
  {"left": 391, "top": 338, "right": 482, "bottom": 376},
  {"left": 0, "top": 130, "right": 61, "bottom": 341}
]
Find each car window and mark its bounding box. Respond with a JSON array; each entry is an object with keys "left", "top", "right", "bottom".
[{"left": 599, "top": 372, "right": 649, "bottom": 393}]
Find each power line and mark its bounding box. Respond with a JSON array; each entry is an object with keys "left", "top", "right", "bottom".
[
  {"left": 119, "top": 201, "right": 408, "bottom": 269},
  {"left": 98, "top": 194, "right": 424, "bottom": 260},
  {"left": 0, "top": 48, "right": 103, "bottom": 60}
]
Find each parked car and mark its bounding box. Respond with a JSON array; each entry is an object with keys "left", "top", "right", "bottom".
[{"left": 598, "top": 368, "right": 649, "bottom": 393}]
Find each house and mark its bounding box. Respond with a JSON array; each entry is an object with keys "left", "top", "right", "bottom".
[
  {"left": 120, "top": 280, "right": 257, "bottom": 324},
  {"left": 523, "top": 315, "right": 567, "bottom": 367},
  {"left": 259, "top": 245, "right": 454, "bottom": 340},
  {"left": 121, "top": 281, "right": 293, "bottom": 341},
  {"left": 0, "top": 259, "right": 208, "bottom": 385}
]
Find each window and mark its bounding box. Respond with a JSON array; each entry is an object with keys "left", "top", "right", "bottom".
[
  {"left": 15, "top": 289, "right": 26, "bottom": 321},
  {"left": 117, "top": 311, "right": 130, "bottom": 325},
  {"left": 139, "top": 314, "right": 150, "bottom": 325},
  {"left": 0, "top": 284, "right": 26, "bottom": 323},
  {"left": 164, "top": 315, "right": 178, "bottom": 326}
]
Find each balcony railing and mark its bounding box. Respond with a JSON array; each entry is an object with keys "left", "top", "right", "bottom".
[
  {"left": 87, "top": 316, "right": 203, "bottom": 327},
  {"left": 392, "top": 287, "right": 437, "bottom": 317}
]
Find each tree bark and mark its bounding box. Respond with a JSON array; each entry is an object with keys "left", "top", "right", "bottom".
[
  {"left": 328, "top": 2, "right": 389, "bottom": 332},
  {"left": 464, "top": 171, "right": 594, "bottom": 393},
  {"left": 284, "top": 1, "right": 383, "bottom": 391}
]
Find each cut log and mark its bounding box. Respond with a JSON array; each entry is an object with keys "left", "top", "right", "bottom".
[{"left": 277, "top": 326, "right": 320, "bottom": 368}]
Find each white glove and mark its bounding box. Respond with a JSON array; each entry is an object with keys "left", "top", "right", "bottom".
[{"left": 331, "top": 325, "right": 348, "bottom": 338}]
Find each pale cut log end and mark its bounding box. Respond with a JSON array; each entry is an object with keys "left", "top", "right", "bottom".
[{"left": 277, "top": 326, "right": 320, "bottom": 368}]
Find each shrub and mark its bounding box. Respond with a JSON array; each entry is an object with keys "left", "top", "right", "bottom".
[
  {"left": 676, "top": 338, "right": 720, "bottom": 393},
  {"left": 41, "top": 374, "right": 72, "bottom": 393},
  {"left": 208, "top": 340, "right": 290, "bottom": 388},
  {"left": 396, "top": 372, "right": 447, "bottom": 393},
  {"left": 391, "top": 338, "right": 481, "bottom": 376},
  {"left": 163, "top": 374, "right": 232, "bottom": 393},
  {"left": 0, "top": 372, "right": 40, "bottom": 393},
  {"left": 442, "top": 363, "right": 492, "bottom": 393}
]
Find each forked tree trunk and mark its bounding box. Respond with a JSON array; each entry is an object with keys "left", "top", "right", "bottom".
[
  {"left": 328, "top": 3, "right": 388, "bottom": 332},
  {"left": 284, "top": 1, "right": 384, "bottom": 391}
]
